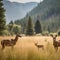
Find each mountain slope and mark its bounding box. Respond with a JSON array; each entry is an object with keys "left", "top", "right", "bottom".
[
  {"left": 15, "top": 0, "right": 60, "bottom": 32},
  {"left": 3, "top": 0, "right": 38, "bottom": 23},
  {"left": 29, "top": 0, "right": 60, "bottom": 20}
]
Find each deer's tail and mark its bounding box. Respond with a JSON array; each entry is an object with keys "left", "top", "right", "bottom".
[
  {"left": 1, "top": 41, "right": 5, "bottom": 49},
  {"left": 1, "top": 41, "right": 3, "bottom": 45}
]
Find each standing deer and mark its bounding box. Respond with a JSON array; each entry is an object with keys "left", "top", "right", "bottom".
[
  {"left": 1, "top": 34, "right": 22, "bottom": 49},
  {"left": 51, "top": 35, "right": 60, "bottom": 52},
  {"left": 34, "top": 42, "right": 44, "bottom": 50}
]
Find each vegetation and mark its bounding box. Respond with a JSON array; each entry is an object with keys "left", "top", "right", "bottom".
[
  {"left": 0, "top": 36, "right": 60, "bottom": 60},
  {"left": 8, "top": 21, "right": 14, "bottom": 35},
  {"left": 8, "top": 21, "right": 21, "bottom": 35},
  {"left": 26, "top": 16, "right": 34, "bottom": 35},
  {"left": 42, "top": 31, "right": 49, "bottom": 36},
  {"left": 0, "top": 0, "right": 6, "bottom": 35},
  {"left": 58, "top": 29, "right": 60, "bottom": 36},
  {"left": 0, "top": 0, "right": 60, "bottom": 60},
  {"left": 14, "top": 0, "right": 60, "bottom": 33},
  {"left": 35, "top": 20, "right": 42, "bottom": 34}
]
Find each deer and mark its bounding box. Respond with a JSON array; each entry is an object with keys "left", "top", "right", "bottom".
[
  {"left": 51, "top": 34, "right": 60, "bottom": 52},
  {"left": 34, "top": 42, "right": 44, "bottom": 50},
  {"left": 1, "top": 34, "right": 22, "bottom": 49}
]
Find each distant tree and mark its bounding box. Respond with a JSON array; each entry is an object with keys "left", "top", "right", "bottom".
[
  {"left": 47, "top": 26, "right": 50, "bottom": 33},
  {"left": 8, "top": 21, "right": 14, "bottom": 35},
  {"left": 8, "top": 21, "right": 14, "bottom": 31},
  {"left": 58, "top": 29, "right": 60, "bottom": 36},
  {"left": 13, "top": 24, "right": 21, "bottom": 34},
  {"left": 9, "top": 20, "right": 13, "bottom": 24},
  {"left": 0, "top": 0, "right": 6, "bottom": 35},
  {"left": 26, "top": 16, "right": 34, "bottom": 35},
  {"left": 21, "top": 21, "right": 26, "bottom": 34},
  {"left": 35, "top": 20, "right": 42, "bottom": 34},
  {"left": 8, "top": 21, "right": 21, "bottom": 35}
]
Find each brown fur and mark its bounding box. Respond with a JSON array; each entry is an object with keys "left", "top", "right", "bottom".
[
  {"left": 1, "top": 34, "right": 22, "bottom": 49},
  {"left": 51, "top": 35, "right": 60, "bottom": 52},
  {"left": 35, "top": 42, "right": 44, "bottom": 50}
]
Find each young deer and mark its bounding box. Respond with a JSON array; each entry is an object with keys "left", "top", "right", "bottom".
[
  {"left": 34, "top": 42, "right": 44, "bottom": 50},
  {"left": 51, "top": 35, "right": 60, "bottom": 52},
  {"left": 1, "top": 34, "right": 22, "bottom": 49}
]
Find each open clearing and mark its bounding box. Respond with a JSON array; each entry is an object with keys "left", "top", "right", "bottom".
[{"left": 0, "top": 36, "right": 60, "bottom": 60}]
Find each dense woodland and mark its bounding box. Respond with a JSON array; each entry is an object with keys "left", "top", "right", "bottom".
[
  {"left": 14, "top": 0, "right": 60, "bottom": 34},
  {"left": 0, "top": 0, "right": 60, "bottom": 36}
]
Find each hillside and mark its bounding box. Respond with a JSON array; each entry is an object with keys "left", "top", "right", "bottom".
[
  {"left": 3, "top": 0, "right": 38, "bottom": 23},
  {"left": 15, "top": 0, "right": 60, "bottom": 32},
  {"left": 29, "top": 0, "right": 60, "bottom": 20}
]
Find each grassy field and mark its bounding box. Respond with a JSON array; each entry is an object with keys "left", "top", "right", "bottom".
[{"left": 0, "top": 36, "right": 60, "bottom": 60}]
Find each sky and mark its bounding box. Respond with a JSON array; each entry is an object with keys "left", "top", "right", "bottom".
[{"left": 8, "top": 0, "right": 43, "bottom": 3}]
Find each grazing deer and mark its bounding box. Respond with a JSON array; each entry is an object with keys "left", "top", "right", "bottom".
[
  {"left": 34, "top": 42, "right": 44, "bottom": 50},
  {"left": 51, "top": 35, "right": 60, "bottom": 52},
  {"left": 1, "top": 34, "right": 22, "bottom": 49}
]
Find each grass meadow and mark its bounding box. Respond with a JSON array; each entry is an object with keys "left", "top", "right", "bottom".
[{"left": 0, "top": 36, "right": 60, "bottom": 60}]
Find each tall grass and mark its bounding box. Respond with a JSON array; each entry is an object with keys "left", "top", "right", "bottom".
[
  {"left": 0, "top": 46, "right": 60, "bottom": 60},
  {"left": 0, "top": 36, "right": 60, "bottom": 60}
]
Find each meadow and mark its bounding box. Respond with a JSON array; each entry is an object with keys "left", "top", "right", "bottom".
[{"left": 0, "top": 36, "right": 60, "bottom": 60}]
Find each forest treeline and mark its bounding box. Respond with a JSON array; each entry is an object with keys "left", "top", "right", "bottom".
[{"left": 0, "top": 0, "right": 60, "bottom": 36}]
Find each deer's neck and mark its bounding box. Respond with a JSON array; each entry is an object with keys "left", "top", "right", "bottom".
[
  {"left": 53, "top": 39, "right": 57, "bottom": 46},
  {"left": 14, "top": 36, "right": 18, "bottom": 41}
]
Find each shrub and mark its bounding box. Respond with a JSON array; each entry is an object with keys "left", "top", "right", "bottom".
[
  {"left": 1, "top": 30, "right": 10, "bottom": 36},
  {"left": 58, "top": 29, "right": 60, "bottom": 36},
  {"left": 42, "top": 31, "right": 49, "bottom": 36}
]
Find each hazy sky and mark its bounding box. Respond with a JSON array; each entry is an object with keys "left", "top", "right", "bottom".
[{"left": 9, "top": 0, "right": 43, "bottom": 3}]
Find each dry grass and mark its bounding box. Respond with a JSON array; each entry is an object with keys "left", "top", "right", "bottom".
[{"left": 0, "top": 36, "right": 60, "bottom": 60}]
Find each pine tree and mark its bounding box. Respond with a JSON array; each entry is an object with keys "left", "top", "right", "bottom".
[
  {"left": 35, "top": 20, "right": 42, "bottom": 34},
  {"left": 26, "top": 16, "right": 34, "bottom": 35},
  {"left": 8, "top": 21, "right": 14, "bottom": 35},
  {"left": 47, "top": 26, "right": 50, "bottom": 33},
  {"left": 0, "top": 0, "right": 6, "bottom": 35},
  {"left": 8, "top": 20, "right": 14, "bottom": 31}
]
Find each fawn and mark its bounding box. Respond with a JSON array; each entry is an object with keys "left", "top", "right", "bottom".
[{"left": 34, "top": 42, "right": 44, "bottom": 50}]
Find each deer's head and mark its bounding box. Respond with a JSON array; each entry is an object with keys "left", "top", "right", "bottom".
[
  {"left": 35, "top": 42, "right": 38, "bottom": 46},
  {"left": 50, "top": 34, "right": 57, "bottom": 40},
  {"left": 16, "top": 33, "right": 22, "bottom": 37}
]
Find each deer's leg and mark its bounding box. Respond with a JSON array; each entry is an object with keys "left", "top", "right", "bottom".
[
  {"left": 42, "top": 47, "right": 44, "bottom": 50},
  {"left": 55, "top": 47, "right": 58, "bottom": 52},
  {"left": 2, "top": 44, "right": 5, "bottom": 50},
  {"left": 11, "top": 46, "right": 14, "bottom": 49},
  {"left": 11, "top": 45, "right": 14, "bottom": 50}
]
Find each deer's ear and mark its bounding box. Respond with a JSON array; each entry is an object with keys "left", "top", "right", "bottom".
[
  {"left": 50, "top": 34, "right": 53, "bottom": 37},
  {"left": 55, "top": 35, "right": 57, "bottom": 37},
  {"left": 17, "top": 33, "right": 20, "bottom": 35}
]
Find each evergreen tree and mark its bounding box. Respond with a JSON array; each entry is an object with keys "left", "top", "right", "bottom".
[
  {"left": 47, "top": 25, "right": 50, "bottom": 33},
  {"left": 8, "top": 20, "right": 14, "bottom": 35},
  {"left": 8, "top": 20, "right": 14, "bottom": 31},
  {"left": 9, "top": 20, "right": 13, "bottom": 24},
  {"left": 0, "top": 0, "right": 6, "bottom": 35},
  {"left": 26, "top": 16, "right": 34, "bottom": 35},
  {"left": 35, "top": 20, "right": 42, "bottom": 34}
]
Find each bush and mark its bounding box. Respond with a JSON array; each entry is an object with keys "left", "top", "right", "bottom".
[
  {"left": 13, "top": 25, "right": 21, "bottom": 34},
  {"left": 42, "top": 31, "right": 49, "bottom": 36},
  {"left": 58, "top": 29, "right": 60, "bottom": 36},
  {"left": 1, "top": 30, "right": 10, "bottom": 36},
  {"left": 50, "top": 33, "right": 57, "bottom": 36},
  {"left": 49, "top": 33, "right": 53, "bottom": 36}
]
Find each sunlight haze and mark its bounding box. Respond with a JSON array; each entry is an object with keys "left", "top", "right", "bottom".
[{"left": 9, "top": 0, "right": 43, "bottom": 3}]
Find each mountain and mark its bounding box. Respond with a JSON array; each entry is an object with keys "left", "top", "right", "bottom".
[
  {"left": 3, "top": 0, "right": 38, "bottom": 23},
  {"left": 28, "top": 0, "right": 60, "bottom": 20},
  {"left": 15, "top": 0, "right": 60, "bottom": 32}
]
